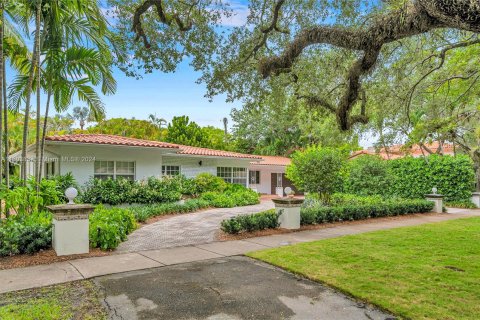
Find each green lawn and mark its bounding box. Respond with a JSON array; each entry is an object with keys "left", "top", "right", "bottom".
[
  {"left": 248, "top": 217, "right": 480, "bottom": 320},
  {"left": 0, "top": 280, "right": 107, "bottom": 320}
]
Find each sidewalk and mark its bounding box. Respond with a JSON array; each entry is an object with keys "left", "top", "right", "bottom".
[{"left": 1, "top": 209, "right": 478, "bottom": 294}]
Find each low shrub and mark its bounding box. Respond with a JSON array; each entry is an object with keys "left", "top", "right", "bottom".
[
  {"left": 445, "top": 200, "right": 477, "bottom": 209},
  {"left": 0, "top": 212, "right": 52, "bottom": 256},
  {"left": 89, "top": 206, "right": 137, "bottom": 250},
  {"left": 80, "top": 176, "right": 190, "bottom": 205},
  {"left": 200, "top": 185, "right": 260, "bottom": 208},
  {"left": 301, "top": 199, "right": 434, "bottom": 225},
  {"left": 130, "top": 199, "right": 211, "bottom": 222},
  {"left": 193, "top": 173, "right": 227, "bottom": 194},
  {"left": 221, "top": 209, "right": 279, "bottom": 234}
]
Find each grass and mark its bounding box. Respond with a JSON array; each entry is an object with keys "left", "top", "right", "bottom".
[
  {"left": 0, "top": 280, "right": 107, "bottom": 320},
  {"left": 248, "top": 217, "right": 480, "bottom": 320}
]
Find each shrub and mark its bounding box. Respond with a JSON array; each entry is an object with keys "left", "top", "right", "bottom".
[
  {"left": 130, "top": 199, "right": 211, "bottom": 222},
  {"left": 0, "top": 212, "right": 52, "bottom": 256},
  {"left": 200, "top": 185, "right": 260, "bottom": 208},
  {"left": 286, "top": 146, "right": 346, "bottom": 202},
  {"left": 300, "top": 199, "right": 434, "bottom": 225},
  {"left": 221, "top": 209, "right": 279, "bottom": 234},
  {"left": 194, "top": 173, "right": 227, "bottom": 194},
  {"left": 387, "top": 155, "right": 475, "bottom": 201},
  {"left": 344, "top": 155, "right": 390, "bottom": 196},
  {"left": 80, "top": 176, "right": 188, "bottom": 205},
  {"left": 445, "top": 200, "right": 477, "bottom": 209},
  {"left": 89, "top": 206, "right": 137, "bottom": 250}
]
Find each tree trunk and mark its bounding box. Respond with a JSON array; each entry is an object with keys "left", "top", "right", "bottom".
[
  {"left": 20, "top": 0, "right": 41, "bottom": 184},
  {"left": 3, "top": 45, "right": 7, "bottom": 218},
  {"left": 35, "top": 51, "right": 41, "bottom": 185},
  {"left": 39, "top": 88, "right": 51, "bottom": 182},
  {"left": 0, "top": 3, "right": 3, "bottom": 187}
]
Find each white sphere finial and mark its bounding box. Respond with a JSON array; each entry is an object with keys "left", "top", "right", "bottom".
[
  {"left": 432, "top": 187, "right": 438, "bottom": 195},
  {"left": 65, "top": 187, "right": 78, "bottom": 204},
  {"left": 284, "top": 187, "right": 294, "bottom": 197}
]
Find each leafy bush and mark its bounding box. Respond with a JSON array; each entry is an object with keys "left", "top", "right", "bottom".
[
  {"left": 301, "top": 199, "right": 434, "bottom": 225},
  {"left": 194, "top": 173, "right": 227, "bottom": 194},
  {"left": 200, "top": 185, "right": 260, "bottom": 208},
  {"left": 286, "top": 146, "right": 346, "bottom": 202},
  {"left": 80, "top": 176, "right": 192, "bottom": 205},
  {"left": 89, "top": 206, "right": 137, "bottom": 250},
  {"left": 344, "top": 155, "right": 390, "bottom": 196},
  {"left": 445, "top": 200, "right": 477, "bottom": 209},
  {"left": 387, "top": 155, "right": 475, "bottom": 201},
  {"left": 221, "top": 209, "right": 279, "bottom": 234},
  {"left": 130, "top": 199, "right": 211, "bottom": 222},
  {"left": 0, "top": 212, "right": 52, "bottom": 256},
  {"left": 1, "top": 178, "right": 62, "bottom": 215},
  {"left": 330, "top": 193, "right": 384, "bottom": 206}
]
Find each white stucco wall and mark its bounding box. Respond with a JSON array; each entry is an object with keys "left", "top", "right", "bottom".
[
  {"left": 45, "top": 143, "right": 167, "bottom": 186},
  {"left": 162, "top": 155, "right": 252, "bottom": 182},
  {"left": 35, "top": 143, "right": 255, "bottom": 187},
  {"left": 249, "top": 165, "right": 286, "bottom": 194}
]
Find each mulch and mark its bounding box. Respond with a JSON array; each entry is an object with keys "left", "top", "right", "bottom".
[
  {"left": 0, "top": 248, "right": 112, "bottom": 271},
  {"left": 216, "top": 212, "right": 443, "bottom": 241}
]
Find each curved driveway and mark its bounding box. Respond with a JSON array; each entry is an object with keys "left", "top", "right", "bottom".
[{"left": 117, "top": 200, "right": 274, "bottom": 252}]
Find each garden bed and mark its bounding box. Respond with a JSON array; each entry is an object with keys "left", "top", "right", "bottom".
[{"left": 217, "top": 212, "right": 442, "bottom": 241}]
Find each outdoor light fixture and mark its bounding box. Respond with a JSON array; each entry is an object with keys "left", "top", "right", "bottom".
[
  {"left": 284, "top": 187, "right": 294, "bottom": 197},
  {"left": 432, "top": 187, "right": 438, "bottom": 194},
  {"left": 65, "top": 187, "right": 78, "bottom": 204},
  {"left": 199, "top": 161, "right": 203, "bottom": 166}
]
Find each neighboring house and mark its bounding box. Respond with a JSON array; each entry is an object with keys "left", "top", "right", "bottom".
[
  {"left": 10, "top": 134, "right": 295, "bottom": 195},
  {"left": 349, "top": 142, "right": 455, "bottom": 160}
]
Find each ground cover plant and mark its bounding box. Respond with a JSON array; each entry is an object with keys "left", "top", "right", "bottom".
[
  {"left": 89, "top": 206, "right": 137, "bottom": 250},
  {"left": 248, "top": 217, "right": 480, "bottom": 320},
  {"left": 0, "top": 280, "right": 107, "bottom": 320}
]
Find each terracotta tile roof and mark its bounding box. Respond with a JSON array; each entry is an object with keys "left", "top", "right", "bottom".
[
  {"left": 46, "top": 134, "right": 262, "bottom": 159},
  {"left": 170, "top": 144, "right": 263, "bottom": 159},
  {"left": 46, "top": 134, "right": 180, "bottom": 149},
  {"left": 349, "top": 142, "right": 456, "bottom": 160},
  {"left": 251, "top": 156, "right": 291, "bottom": 166}
]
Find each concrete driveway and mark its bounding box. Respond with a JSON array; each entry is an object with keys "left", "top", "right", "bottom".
[
  {"left": 95, "top": 256, "right": 395, "bottom": 320},
  {"left": 117, "top": 201, "right": 274, "bottom": 252}
]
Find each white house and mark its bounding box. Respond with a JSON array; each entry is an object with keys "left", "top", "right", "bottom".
[{"left": 10, "top": 134, "right": 296, "bottom": 195}]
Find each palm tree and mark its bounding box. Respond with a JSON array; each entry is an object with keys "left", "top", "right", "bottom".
[
  {"left": 20, "top": 0, "right": 40, "bottom": 183},
  {"left": 148, "top": 113, "right": 167, "bottom": 129},
  {"left": 70, "top": 106, "right": 90, "bottom": 130}
]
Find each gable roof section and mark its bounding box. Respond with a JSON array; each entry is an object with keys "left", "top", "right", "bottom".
[
  {"left": 251, "top": 155, "right": 291, "bottom": 166},
  {"left": 46, "top": 134, "right": 180, "bottom": 149},
  {"left": 46, "top": 134, "right": 262, "bottom": 160}
]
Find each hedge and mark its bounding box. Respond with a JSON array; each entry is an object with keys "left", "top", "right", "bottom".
[
  {"left": 220, "top": 209, "right": 279, "bottom": 234},
  {"left": 387, "top": 155, "right": 475, "bottom": 201},
  {"left": 221, "top": 198, "right": 435, "bottom": 234},
  {"left": 300, "top": 199, "right": 434, "bottom": 225}
]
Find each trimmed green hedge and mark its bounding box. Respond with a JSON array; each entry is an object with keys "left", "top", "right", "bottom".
[
  {"left": 387, "top": 155, "right": 475, "bottom": 202},
  {"left": 301, "top": 199, "right": 434, "bottom": 225},
  {"left": 221, "top": 209, "right": 279, "bottom": 234},
  {"left": 220, "top": 197, "right": 435, "bottom": 234}
]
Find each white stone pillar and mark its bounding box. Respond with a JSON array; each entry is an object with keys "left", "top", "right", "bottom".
[
  {"left": 272, "top": 197, "right": 304, "bottom": 229},
  {"left": 47, "top": 204, "right": 94, "bottom": 256},
  {"left": 425, "top": 194, "right": 444, "bottom": 213},
  {"left": 472, "top": 192, "right": 480, "bottom": 208}
]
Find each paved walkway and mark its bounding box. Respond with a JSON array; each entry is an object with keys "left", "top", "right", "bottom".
[
  {"left": 0, "top": 209, "right": 479, "bottom": 294},
  {"left": 117, "top": 201, "right": 275, "bottom": 252}
]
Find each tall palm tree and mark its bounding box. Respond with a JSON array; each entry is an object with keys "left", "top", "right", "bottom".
[
  {"left": 148, "top": 113, "right": 167, "bottom": 129},
  {"left": 20, "top": 0, "right": 40, "bottom": 183}
]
